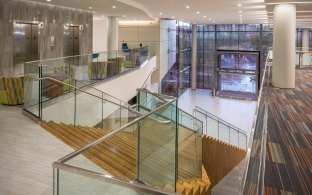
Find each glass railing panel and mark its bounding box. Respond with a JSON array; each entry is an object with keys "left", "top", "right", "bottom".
[
  {"left": 229, "top": 128, "right": 239, "bottom": 147},
  {"left": 56, "top": 168, "right": 151, "bottom": 195},
  {"left": 218, "top": 122, "right": 230, "bottom": 143},
  {"left": 137, "top": 101, "right": 177, "bottom": 191},
  {"left": 41, "top": 81, "right": 75, "bottom": 124},
  {"left": 64, "top": 122, "right": 139, "bottom": 178},
  {"left": 24, "top": 61, "right": 40, "bottom": 117},
  {"left": 242, "top": 103, "right": 265, "bottom": 194}
]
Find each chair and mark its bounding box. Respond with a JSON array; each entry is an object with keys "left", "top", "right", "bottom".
[{"left": 122, "top": 43, "right": 131, "bottom": 52}]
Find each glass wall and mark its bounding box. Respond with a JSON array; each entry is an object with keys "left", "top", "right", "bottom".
[
  {"left": 162, "top": 21, "right": 192, "bottom": 97},
  {"left": 196, "top": 24, "right": 273, "bottom": 89}
]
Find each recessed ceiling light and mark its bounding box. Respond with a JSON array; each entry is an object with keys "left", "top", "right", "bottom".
[
  {"left": 209, "top": 18, "right": 212, "bottom": 21},
  {"left": 159, "top": 12, "right": 163, "bottom": 15},
  {"left": 240, "top": 15, "right": 242, "bottom": 17},
  {"left": 102, "top": 15, "right": 105, "bottom": 17},
  {"left": 112, "top": 5, "right": 116, "bottom": 9},
  {"left": 46, "top": 0, "right": 51, "bottom": 2},
  {"left": 239, "top": 10, "right": 242, "bottom": 13},
  {"left": 122, "top": 14, "right": 126, "bottom": 18},
  {"left": 88, "top": 6, "right": 92, "bottom": 9},
  {"left": 196, "top": 11, "right": 200, "bottom": 14},
  {"left": 171, "top": 16, "right": 175, "bottom": 19},
  {"left": 213, "top": 20, "right": 215, "bottom": 23},
  {"left": 186, "top": 5, "right": 190, "bottom": 9},
  {"left": 237, "top": 4, "right": 242, "bottom": 7},
  {"left": 204, "top": 16, "right": 207, "bottom": 18}
]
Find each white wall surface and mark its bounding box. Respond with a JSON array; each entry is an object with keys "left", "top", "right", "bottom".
[
  {"left": 93, "top": 18, "right": 108, "bottom": 52},
  {"left": 94, "top": 56, "right": 158, "bottom": 102}
]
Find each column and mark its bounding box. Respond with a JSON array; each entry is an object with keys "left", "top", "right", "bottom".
[
  {"left": 302, "top": 28, "right": 310, "bottom": 66},
  {"left": 178, "top": 32, "right": 184, "bottom": 89},
  {"left": 107, "top": 16, "right": 118, "bottom": 51},
  {"left": 272, "top": 4, "right": 296, "bottom": 88},
  {"left": 191, "top": 24, "right": 197, "bottom": 90}
]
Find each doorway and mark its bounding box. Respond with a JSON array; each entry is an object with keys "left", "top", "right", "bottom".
[
  {"left": 13, "top": 22, "right": 39, "bottom": 76},
  {"left": 64, "top": 25, "right": 80, "bottom": 66}
]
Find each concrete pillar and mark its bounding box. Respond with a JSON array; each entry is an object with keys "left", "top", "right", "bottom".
[
  {"left": 302, "top": 28, "right": 310, "bottom": 51},
  {"left": 178, "top": 32, "right": 184, "bottom": 89},
  {"left": 107, "top": 16, "right": 118, "bottom": 51},
  {"left": 302, "top": 28, "right": 310, "bottom": 66},
  {"left": 272, "top": 4, "right": 296, "bottom": 88},
  {"left": 191, "top": 24, "right": 197, "bottom": 90}
]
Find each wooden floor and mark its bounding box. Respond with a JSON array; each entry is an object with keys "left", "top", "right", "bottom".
[
  {"left": 41, "top": 121, "right": 211, "bottom": 194},
  {"left": 264, "top": 68, "right": 312, "bottom": 194}
]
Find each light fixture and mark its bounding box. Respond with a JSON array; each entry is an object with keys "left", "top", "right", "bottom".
[
  {"left": 204, "top": 16, "right": 207, "bottom": 18},
  {"left": 102, "top": 15, "right": 105, "bottom": 17},
  {"left": 237, "top": 4, "right": 242, "bottom": 7},
  {"left": 171, "top": 16, "right": 175, "bottom": 19},
  {"left": 196, "top": 11, "right": 200, "bottom": 14},
  {"left": 159, "top": 12, "right": 163, "bottom": 15},
  {"left": 122, "top": 14, "right": 126, "bottom": 18},
  {"left": 213, "top": 20, "right": 215, "bottom": 23},
  {"left": 239, "top": 10, "right": 242, "bottom": 13},
  {"left": 112, "top": 5, "right": 116, "bottom": 9},
  {"left": 186, "top": 5, "right": 190, "bottom": 9},
  {"left": 209, "top": 18, "right": 212, "bottom": 21},
  {"left": 46, "top": 0, "right": 51, "bottom": 2},
  {"left": 89, "top": 6, "right": 92, "bottom": 9}
]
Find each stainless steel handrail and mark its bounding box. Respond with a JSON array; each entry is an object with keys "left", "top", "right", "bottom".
[
  {"left": 57, "top": 97, "right": 177, "bottom": 163},
  {"left": 41, "top": 64, "right": 128, "bottom": 105},
  {"left": 35, "top": 77, "right": 171, "bottom": 125},
  {"left": 239, "top": 49, "right": 271, "bottom": 194},
  {"left": 53, "top": 162, "right": 176, "bottom": 195},
  {"left": 34, "top": 77, "right": 131, "bottom": 110},
  {"left": 194, "top": 106, "right": 247, "bottom": 135},
  {"left": 141, "top": 67, "right": 157, "bottom": 88}
]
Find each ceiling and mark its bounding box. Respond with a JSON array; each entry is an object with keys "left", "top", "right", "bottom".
[{"left": 31, "top": 0, "right": 312, "bottom": 26}]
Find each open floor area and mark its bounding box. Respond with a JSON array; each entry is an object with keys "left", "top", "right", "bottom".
[{"left": 265, "top": 68, "right": 312, "bottom": 194}]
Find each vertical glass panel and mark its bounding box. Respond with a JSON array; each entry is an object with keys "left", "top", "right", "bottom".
[
  {"left": 216, "top": 32, "right": 239, "bottom": 50},
  {"left": 219, "top": 122, "right": 230, "bottom": 143},
  {"left": 219, "top": 73, "right": 257, "bottom": 94},
  {"left": 138, "top": 102, "right": 177, "bottom": 191},
  {"left": 24, "top": 62, "right": 40, "bottom": 117},
  {"left": 239, "top": 32, "right": 260, "bottom": 51},
  {"left": 57, "top": 169, "right": 150, "bottom": 195}
]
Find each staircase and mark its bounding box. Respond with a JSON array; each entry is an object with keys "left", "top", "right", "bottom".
[{"left": 41, "top": 121, "right": 211, "bottom": 194}]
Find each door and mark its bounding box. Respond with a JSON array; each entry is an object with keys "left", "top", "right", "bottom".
[
  {"left": 64, "top": 26, "right": 80, "bottom": 66},
  {"left": 13, "top": 23, "right": 39, "bottom": 75}
]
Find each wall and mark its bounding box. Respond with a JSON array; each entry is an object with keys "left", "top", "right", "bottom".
[
  {"left": 159, "top": 19, "right": 176, "bottom": 81},
  {"left": 118, "top": 20, "right": 160, "bottom": 49},
  {"left": 202, "top": 136, "right": 246, "bottom": 193},
  {"left": 94, "top": 56, "right": 158, "bottom": 102},
  {"left": 118, "top": 19, "right": 177, "bottom": 89},
  {"left": 93, "top": 18, "right": 108, "bottom": 52},
  {"left": 0, "top": 0, "right": 93, "bottom": 77}
]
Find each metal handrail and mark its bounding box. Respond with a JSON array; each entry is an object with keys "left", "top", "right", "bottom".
[
  {"left": 239, "top": 49, "right": 271, "bottom": 194},
  {"left": 194, "top": 106, "right": 247, "bottom": 135},
  {"left": 57, "top": 97, "right": 177, "bottom": 163},
  {"left": 53, "top": 162, "right": 176, "bottom": 195},
  {"left": 141, "top": 67, "right": 157, "bottom": 88},
  {"left": 35, "top": 77, "right": 172, "bottom": 125},
  {"left": 41, "top": 64, "right": 128, "bottom": 105}
]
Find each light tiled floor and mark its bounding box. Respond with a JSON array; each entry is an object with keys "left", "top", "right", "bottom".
[
  {"left": 178, "top": 88, "right": 257, "bottom": 136},
  {"left": 0, "top": 105, "right": 73, "bottom": 194}
]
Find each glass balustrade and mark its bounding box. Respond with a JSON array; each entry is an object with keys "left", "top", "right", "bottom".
[
  {"left": 53, "top": 97, "right": 179, "bottom": 195},
  {"left": 194, "top": 106, "right": 247, "bottom": 149},
  {"left": 239, "top": 48, "right": 271, "bottom": 194},
  {"left": 137, "top": 88, "right": 203, "bottom": 181},
  {"left": 23, "top": 43, "right": 157, "bottom": 119}
]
